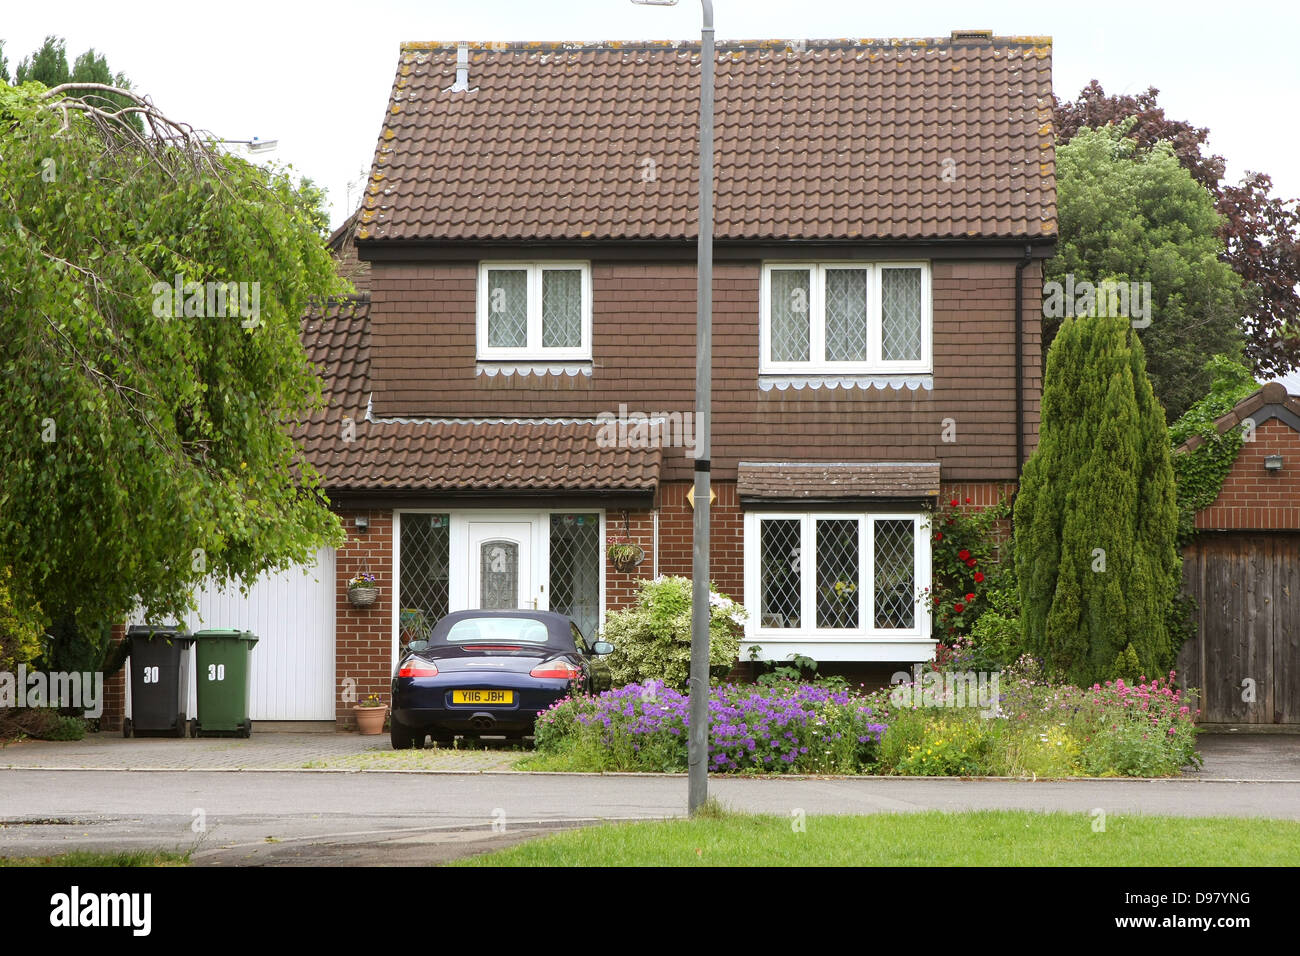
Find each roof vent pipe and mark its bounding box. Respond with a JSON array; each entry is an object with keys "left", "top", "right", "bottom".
[{"left": 451, "top": 43, "right": 470, "bottom": 92}]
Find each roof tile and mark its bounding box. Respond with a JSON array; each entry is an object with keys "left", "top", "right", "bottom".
[{"left": 358, "top": 37, "right": 1056, "bottom": 243}]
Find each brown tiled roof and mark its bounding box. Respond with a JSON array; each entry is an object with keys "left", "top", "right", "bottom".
[
  {"left": 359, "top": 37, "right": 1056, "bottom": 243},
  {"left": 296, "top": 296, "right": 660, "bottom": 493},
  {"left": 1176, "top": 382, "right": 1300, "bottom": 454},
  {"left": 737, "top": 461, "right": 941, "bottom": 500}
]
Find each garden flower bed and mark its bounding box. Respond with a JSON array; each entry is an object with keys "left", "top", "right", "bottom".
[
  {"left": 532, "top": 682, "right": 886, "bottom": 774},
  {"left": 529, "top": 664, "right": 1202, "bottom": 777}
]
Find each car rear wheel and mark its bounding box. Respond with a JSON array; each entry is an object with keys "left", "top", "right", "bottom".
[{"left": 390, "top": 715, "right": 423, "bottom": 750}]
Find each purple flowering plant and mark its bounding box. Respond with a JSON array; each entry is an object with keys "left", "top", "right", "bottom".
[{"left": 533, "top": 680, "right": 887, "bottom": 775}]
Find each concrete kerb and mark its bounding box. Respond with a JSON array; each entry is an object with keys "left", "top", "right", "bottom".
[{"left": 1, "top": 765, "right": 1294, "bottom": 783}]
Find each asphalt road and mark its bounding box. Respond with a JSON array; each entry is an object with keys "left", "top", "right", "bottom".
[{"left": 2, "top": 769, "right": 1297, "bottom": 865}]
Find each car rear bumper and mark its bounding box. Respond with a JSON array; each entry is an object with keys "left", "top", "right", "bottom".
[{"left": 391, "top": 674, "right": 572, "bottom": 733}]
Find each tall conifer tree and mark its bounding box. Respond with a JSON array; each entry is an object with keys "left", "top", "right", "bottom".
[{"left": 1015, "top": 313, "right": 1180, "bottom": 685}]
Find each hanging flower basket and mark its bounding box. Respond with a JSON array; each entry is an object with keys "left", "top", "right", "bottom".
[
  {"left": 607, "top": 538, "right": 645, "bottom": 573},
  {"left": 348, "top": 572, "right": 379, "bottom": 608}
]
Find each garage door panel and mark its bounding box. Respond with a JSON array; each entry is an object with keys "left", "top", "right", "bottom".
[
  {"left": 1274, "top": 539, "right": 1300, "bottom": 723},
  {"left": 1189, "top": 533, "right": 1299, "bottom": 725},
  {"left": 184, "top": 548, "right": 336, "bottom": 721}
]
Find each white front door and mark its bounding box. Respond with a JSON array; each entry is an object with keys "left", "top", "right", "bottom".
[{"left": 467, "top": 521, "right": 535, "bottom": 611}]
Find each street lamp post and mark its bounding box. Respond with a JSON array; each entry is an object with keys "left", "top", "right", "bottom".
[{"left": 631, "top": 0, "right": 714, "bottom": 814}]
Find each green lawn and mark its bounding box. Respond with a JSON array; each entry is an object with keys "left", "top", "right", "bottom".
[
  {"left": 454, "top": 810, "right": 1300, "bottom": 867},
  {"left": 0, "top": 849, "right": 189, "bottom": 867}
]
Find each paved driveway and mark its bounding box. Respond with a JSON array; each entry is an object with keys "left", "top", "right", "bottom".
[{"left": 0, "top": 731, "right": 520, "bottom": 772}]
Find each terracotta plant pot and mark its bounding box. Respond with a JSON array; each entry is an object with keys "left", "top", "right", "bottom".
[
  {"left": 349, "top": 586, "right": 379, "bottom": 608},
  {"left": 354, "top": 705, "right": 386, "bottom": 734}
]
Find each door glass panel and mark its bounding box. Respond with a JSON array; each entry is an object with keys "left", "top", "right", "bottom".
[
  {"left": 479, "top": 539, "right": 520, "bottom": 609},
  {"left": 549, "top": 513, "right": 600, "bottom": 639},
  {"left": 399, "top": 514, "right": 450, "bottom": 641}
]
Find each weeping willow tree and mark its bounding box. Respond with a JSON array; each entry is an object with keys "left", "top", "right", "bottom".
[
  {"left": 1014, "top": 312, "right": 1180, "bottom": 686},
  {"left": 0, "top": 80, "right": 345, "bottom": 658}
]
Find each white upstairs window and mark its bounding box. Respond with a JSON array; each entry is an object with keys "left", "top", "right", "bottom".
[
  {"left": 477, "top": 262, "right": 592, "bottom": 361},
  {"left": 760, "top": 262, "right": 931, "bottom": 374}
]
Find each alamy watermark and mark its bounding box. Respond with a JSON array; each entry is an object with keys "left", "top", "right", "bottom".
[
  {"left": 0, "top": 665, "right": 103, "bottom": 718},
  {"left": 151, "top": 274, "right": 261, "bottom": 327},
  {"left": 889, "top": 664, "right": 1000, "bottom": 718},
  {"left": 595, "top": 404, "right": 696, "bottom": 454},
  {"left": 1042, "top": 275, "right": 1151, "bottom": 328}
]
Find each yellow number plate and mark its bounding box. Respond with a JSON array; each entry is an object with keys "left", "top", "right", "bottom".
[{"left": 452, "top": 690, "right": 514, "bottom": 705}]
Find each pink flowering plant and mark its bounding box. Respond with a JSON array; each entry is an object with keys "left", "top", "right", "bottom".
[{"left": 863, "top": 656, "right": 1201, "bottom": 777}]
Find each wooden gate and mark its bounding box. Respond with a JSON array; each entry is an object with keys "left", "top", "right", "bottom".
[{"left": 1179, "top": 533, "right": 1300, "bottom": 724}]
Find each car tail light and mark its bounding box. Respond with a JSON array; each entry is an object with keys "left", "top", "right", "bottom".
[
  {"left": 530, "top": 659, "right": 581, "bottom": 679},
  {"left": 399, "top": 660, "right": 438, "bottom": 678}
]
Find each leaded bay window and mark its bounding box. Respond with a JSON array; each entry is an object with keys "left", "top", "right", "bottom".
[
  {"left": 761, "top": 262, "right": 930, "bottom": 374},
  {"left": 749, "top": 513, "right": 929, "bottom": 637}
]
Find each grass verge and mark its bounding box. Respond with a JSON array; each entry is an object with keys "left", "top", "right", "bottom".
[{"left": 453, "top": 809, "right": 1300, "bottom": 867}]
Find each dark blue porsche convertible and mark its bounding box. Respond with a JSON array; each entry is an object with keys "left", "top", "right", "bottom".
[{"left": 389, "top": 609, "right": 614, "bottom": 749}]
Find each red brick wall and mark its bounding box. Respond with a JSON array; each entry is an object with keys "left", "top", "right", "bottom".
[
  {"left": 604, "top": 507, "right": 656, "bottom": 612},
  {"left": 335, "top": 509, "right": 394, "bottom": 728},
  {"left": 100, "top": 623, "right": 127, "bottom": 731},
  {"left": 1196, "top": 419, "right": 1300, "bottom": 530},
  {"left": 654, "top": 481, "right": 745, "bottom": 602}
]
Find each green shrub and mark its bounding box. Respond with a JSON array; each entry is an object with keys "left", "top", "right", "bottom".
[
  {"left": 1112, "top": 643, "right": 1142, "bottom": 683},
  {"left": 0, "top": 569, "right": 44, "bottom": 674},
  {"left": 892, "top": 715, "right": 992, "bottom": 776},
  {"left": 601, "top": 577, "right": 744, "bottom": 689},
  {"left": 0, "top": 708, "right": 87, "bottom": 741}
]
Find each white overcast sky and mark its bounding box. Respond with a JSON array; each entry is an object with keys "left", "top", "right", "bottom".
[{"left": 7, "top": 0, "right": 1300, "bottom": 385}]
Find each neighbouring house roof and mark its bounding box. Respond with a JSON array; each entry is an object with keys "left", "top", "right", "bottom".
[
  {"left": 327, "top": 209, "right": 370, "bottom": 292},
  {"left": 358, "top": 36, "right": 1056, "bottom": 243},
  {"left": 737, "top": 461, "right": 941, "bottom": 501},
  {"left": 296, "top": 295, "right": 661, "bottom": 494},
  {"left": 1175, "top": 382, "right": 1300, "bottom": 454}
]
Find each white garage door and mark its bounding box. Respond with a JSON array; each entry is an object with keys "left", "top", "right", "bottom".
[{"left": 182, "top": 548, "right": 336, "bottom": 721}]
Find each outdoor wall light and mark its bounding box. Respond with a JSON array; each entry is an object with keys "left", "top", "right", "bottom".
[
  {"left": 1264, "top": 454, "right": 1284, "bottom": 472},
  {"left": 355, "top": 514, "right": 370, "bottom": 534}
]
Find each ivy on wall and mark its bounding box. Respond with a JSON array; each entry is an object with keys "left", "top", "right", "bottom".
[{"left": 1169, "top": 355, "right": 1261, "bottom": 539}]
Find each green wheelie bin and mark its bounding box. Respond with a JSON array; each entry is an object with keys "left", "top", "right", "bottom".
[{"left": 192, "top": 629, "right": 259, "bottom": 738}]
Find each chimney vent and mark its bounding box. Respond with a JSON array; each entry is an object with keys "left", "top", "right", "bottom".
[{"left": 451, "top": 43, "right": 470, "bottom": 92}]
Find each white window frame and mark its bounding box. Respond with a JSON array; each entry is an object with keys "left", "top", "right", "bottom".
[
  {"left": 743, "top": 511, "right": 932, "bottom": 642},
  {"left": 759, "top": 261, "right": 932, "bottom": 375},
  {"left": 476, "top": 262, "right": 593, "bottom": 361}
]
